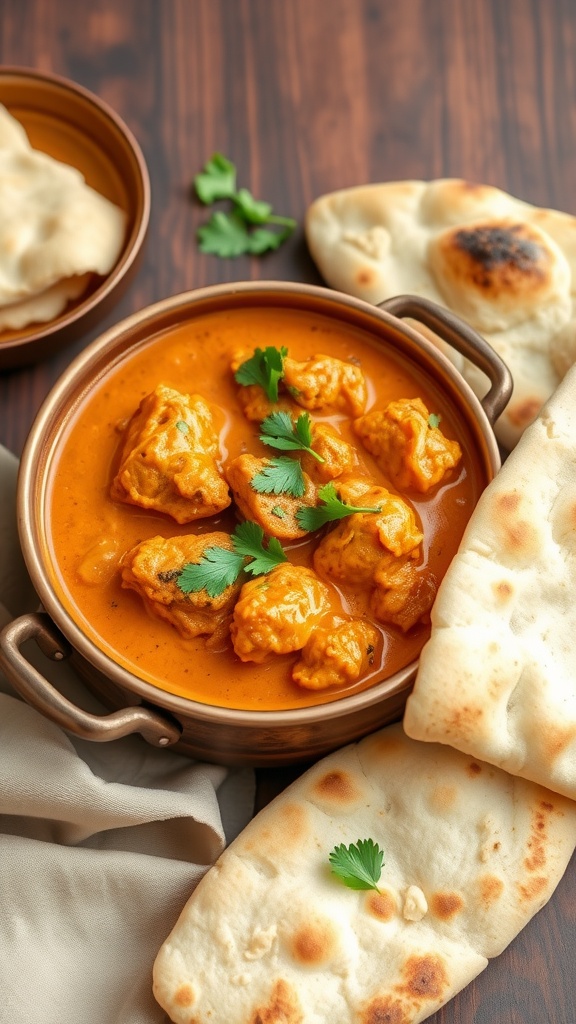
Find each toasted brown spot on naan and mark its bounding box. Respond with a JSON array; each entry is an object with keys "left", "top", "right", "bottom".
[
  {"left": 540, "top": 723, "right": 576, "bottom": 763},
  {"left": 493, "top": 580, "right": 514, "bottom": 601},
  {"left": 360, "top": 996, "right": 408, "bottom": 1024},
  {"left": 312, "top": 768, "right": 364, "bottom": 805},
  {"left": 467, "top": 761, "right": 482, "bottom": 776},
  {"left": 356, "top": 268, "right": 376, "bottom": 287},
  {"left": 478, "top": 874, "right": 505, "bottom": 907},
  {"left": 288, "top": 918, "right": 338, "bottom": 966},
  {"left": 251, "top": 979, "right": 303, "bottom": 1024},
  {"left": 524, "top": 806, "right": 550, "bottom": 872},
  {"left": 243, "top": 802, "right": 310, "bottom": 857},
  {"left": 174, "top": 983, "right": 195, "bottom": 1007},
  {"left": 428, "top": 784, "right": 457, "bottom": 812},
  {"left": 495, "top": 491, "right": 521, "bottom": 513},
  {"left": 507, "top": 397, "right": 543, "bottom": 428},
  {"left": 397, "top": 954, "right": 449, "bottom": 1000},
  {"left": 366, "top": 889, "right": 398, "bottom": 921},
  {"left": 518, "top": 875, "right": 548, "bottom": 902},
  {"left": 439, "top": 222, "right": 549, "bottom": 296},
  {"left": 445, "top": 704, "right": 484, "bottom": 740},
  {"left": 429, "top": 891, "right": 464, "bottom": 920}
]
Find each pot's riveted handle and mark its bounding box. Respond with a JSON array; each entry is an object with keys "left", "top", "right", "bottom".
[
  {"left": 0, "top": 612, "right": 182, "bottom": 748},
  {"left": 378, "top": 294, "right": 513, "bottom": 426}
]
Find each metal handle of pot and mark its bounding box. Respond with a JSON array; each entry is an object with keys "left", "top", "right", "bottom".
[
  {"left": 378, "top": 294, "right": 513, "bottom": 426},
  {"left": 0, "top": 612, "right": 181, "bottom": 747}
]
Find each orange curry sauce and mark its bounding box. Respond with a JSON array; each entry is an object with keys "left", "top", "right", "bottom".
[{"left": 47, "top": 306, "right": 482, "bottom": 710}]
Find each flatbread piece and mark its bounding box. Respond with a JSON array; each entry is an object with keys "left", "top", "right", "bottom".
[
  {"left": 0, "top": 104, "right": 126, "bottom": 327},
  {"left": 305, "top": 178, "right": 576, "bottom": 449},
  {"left": 404, "top": 363, "right": 576, "bottom": 800},
  {"left": 153, "top": 723, "right": 576, "bottom": 1024}
]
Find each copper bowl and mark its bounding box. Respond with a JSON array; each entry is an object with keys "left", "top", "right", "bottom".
[
  {"left": 0, "top": 283, "right": 511, "bottom": 765},
  {"left": 0, "top": 66, "right": 150, "bottom": 368}
]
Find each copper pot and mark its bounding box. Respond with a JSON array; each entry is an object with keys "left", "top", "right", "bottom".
[{"left": 0, "top": 283, "right": 511, "bottom": 766}]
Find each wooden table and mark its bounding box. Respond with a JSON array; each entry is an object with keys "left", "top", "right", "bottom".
[{"left": 1, "top": 1, "right": 575, "bottom": 1021}]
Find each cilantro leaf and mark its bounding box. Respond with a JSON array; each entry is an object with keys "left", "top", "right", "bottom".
[
  {"left": 246, "top": 225, "right": 294, "bottom": 254},
  {"left": 329, "top": 839, "right": 385, "bottom": 892},
  {"left": 234, "top": 346, "right": 287, "bottom": 402},
  {"left": 177, "top": 547, "right": 245, "bottom": 599},
  {"left": 197, "top": 211, "right": 254, "bottom": 258},
  {"left": 259, "top": 411, "right": 324, "bottom": 463},
  {"left": 251, "top": 457, "right": 305, "bottom": 497},
  {"left": 175, "top": 420, "right": 189, "bottom": 434},
  {"left": 231, "top": 520, "right": 288, "bottom": 575},
  {"left": 296, "top": 482, "right": 382, "bottom": 532},
  {"left": 194, "top": 154, "right": 296, "bottom": 258},
  {"left": 427, "top": 412, "right": 442, "bottom": 429},
  {"left": 194, "top": 153, "right": 237, "bottom": 203},
  {"left": 176, "top": 522, "right": 287, "bottom": 599},
  {"left": 234, "top": 188, "right": 297, "bottom": 229}
]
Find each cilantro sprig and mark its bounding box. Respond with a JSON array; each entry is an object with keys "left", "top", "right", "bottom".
[
  {"left": 194, "top": 154, "right": 296, "bottom": 257},
  {"left": 296, "top": 482, "right": 382, "bottom": 532},
  {"left": 177, "top": 521, "right": 287, "bottom": 599},
  {"left": 260, "top": 411, "right": 324, "bottom": 463},
  {"left": 251, "top": 456, "right": 305, "bottom": 497},
  {"left": 234, "top": 346, "right": 288, "bottom": 402},
  {"left": 427, "top": 412, "right": 442, "bottom": 429},
  {"left": 329, "top": 839, "right": 385, "bottom": 892}
]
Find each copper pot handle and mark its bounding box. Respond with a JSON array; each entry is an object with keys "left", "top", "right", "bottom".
[
  {"left": 378, "top": 294, "right": 513, "bottom": 426},
  {"left": 0, "top": 612, "right": 181, "bottom": 747}
]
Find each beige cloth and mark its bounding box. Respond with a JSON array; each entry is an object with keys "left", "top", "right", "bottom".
[{"left": 0, "top": 445, "right": 255, "bottom": 1024}]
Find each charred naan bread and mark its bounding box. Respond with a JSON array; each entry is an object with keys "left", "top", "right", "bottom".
[
  {"left": 404, "top": 364, "right": 576, "bottom": 799},
  {"left": 0, "top": 105, "right": 126, "bottom": 327},
  {"left": 153, "top": 724, "right": 576, "bottom": 1024},
  {"left": 305, "top": 178, "right": 576, "bottom": 449}
]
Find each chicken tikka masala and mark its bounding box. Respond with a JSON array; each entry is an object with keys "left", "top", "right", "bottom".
[{"left": 47, "top": 305, "right": 481, "bottom": 710}]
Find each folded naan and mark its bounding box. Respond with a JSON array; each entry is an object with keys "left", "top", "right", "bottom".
[
  {"left": 305, "top": 178, "right": 576, "bottom": 449},
  {"left": 404, "top": 364, "right": 576, "bottom": 799},
  {"left": 0, "top": 105, "right": 126, "bottom": 326},
  {"left": 153, "top": 724, "right": 576, "bottom": 1024}
]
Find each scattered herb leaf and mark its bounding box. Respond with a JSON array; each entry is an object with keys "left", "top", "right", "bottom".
[
  {"left": 260, "top": 411, "right": 324, "bottom": 463},
  {"left": 234, "top": 187, "right": 296, "bottom": 228},
  {"left": 428, "top": 413, "right": 442, "bottom": 429},
  {"left": 251, "top": 457, "right": 306, "bottom": 497},
  {"left": 329, "top": 839, "right": 385, "bottom": 892},
  {"left": 176, "top": 521, "right": 287, "bottom": 599},
  {"left": 175, "top": 420, "right": 190, "bottom": 434},
  {"left": 231, "top": 520, "right": 288, "bottom": 575},
  {"left": 234, "top": 346, "right": 288, "bottom": 402},
  {"left": 296, "top": 482, "right": 382, "bottom": 532},
  {"left": 194, "top": 153, "right": 237, "bottom": 204},
  {"left": 194, "top": 154, "right": 296, "bottom": 257},
  {"left": 271, "top": 506, "right": 287, "bottom": 519},
  {"left": 197, "top": 211, "right": 256, "bottom": 258},
  {"left": 177, "top": 547, "right": 245, "bottom": 600}
]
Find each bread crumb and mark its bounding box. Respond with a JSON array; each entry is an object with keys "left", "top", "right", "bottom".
[{"left": 403, "top": 885, "right": 428, "bottom": 921}]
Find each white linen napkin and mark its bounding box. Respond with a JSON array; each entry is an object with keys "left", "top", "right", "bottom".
[{"left": 0, "top": 444, "right": 255, "bottom": 1024}]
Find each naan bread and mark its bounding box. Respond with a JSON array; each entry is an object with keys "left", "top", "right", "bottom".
[
  {"left": 153, "top": 724, "right": 576, "bottom": 1024},
  {"left": 0, "top": 105, "right": 126, "bottom": 323},
  {"left": 0, "top": 274, "right": 92, "bottom": 331},
  {"left": 404, "top": 364, "right": 576, "bottom": 799},
  {"left": 305, "top": 179, "right": 576, "bottom": 449}
]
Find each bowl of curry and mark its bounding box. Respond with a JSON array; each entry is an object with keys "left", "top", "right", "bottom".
[{"left": 0, "top": 282, "right": 512, "bottom": 765}]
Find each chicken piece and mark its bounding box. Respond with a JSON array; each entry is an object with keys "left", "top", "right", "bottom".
[
  {"left": 292, "top": 617, "right": 379, "bottom": 690},
  {"left": 111, "top": 384, "right": 230, "bottom": 524},
  {"left": 300, "top": 422, "right": 362, "bottom": 484},
  {"left": 120, "top": 532, "right": 242, "bottom": 641},
  {"left": 313, "top": 483, "right": 423, "bottom": 585},
  {"left": 371, "top": 561, "right": 438, "bottom": 632},
  {"left": 230, "top": 564, "right": 332, "bottom": 664},
  {"left": 353, "top": 397, "right": 462, "bottom": 493},
  {"left": 225, "top": 454, "right": 317, "bottom": 540},
  {"left": 283, "top": 353, "right": 367, "bottom": 417}
]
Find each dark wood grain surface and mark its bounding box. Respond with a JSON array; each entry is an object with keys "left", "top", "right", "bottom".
[{"left": 1, "top": 1, "right": 575, "bottom": 1022}]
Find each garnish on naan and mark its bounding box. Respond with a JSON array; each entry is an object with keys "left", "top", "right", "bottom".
[{"left": 153, "top": 723, "right": 576, "bottom": 1024}]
